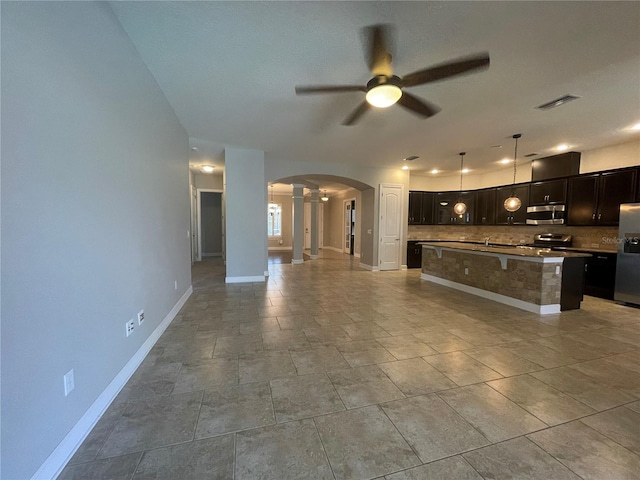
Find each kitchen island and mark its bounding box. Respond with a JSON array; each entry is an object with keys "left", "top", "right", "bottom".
[{"left": 420, "top": 242, "right": 590, "bottom": 314}]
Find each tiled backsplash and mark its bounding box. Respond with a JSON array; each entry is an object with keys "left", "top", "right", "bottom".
[{"left": 408, "top": 225, "right": 619, "bottom": 251}]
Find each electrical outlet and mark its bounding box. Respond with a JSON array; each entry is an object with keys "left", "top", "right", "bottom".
[
  {"left": 126, "top": 319, "right": 135, "bottom": 337},
  {"left": 137, "top": 310, "right": 144, "bottom": 325},
  {"left": 555, "top": 265, "right": 561, "bottom": 275},
  {"left": 464, "top": 268, "right": 469, "bottom": 275},
  {"left": 64, "top": 369, "right": 75, "bottom": 396}
]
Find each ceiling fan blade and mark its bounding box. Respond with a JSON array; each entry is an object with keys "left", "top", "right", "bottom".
[
  {"left": 295, "top": 85, "right": 366, "bottom": 95},
  {"left": 342, "top": 101, "right": 370, "bottom": 126},
  {"left": 397, "top": 92, "right": 441, "bottom": 118},
  {"left": 364, "top": 24, "right": 393, "bottom": 76},
  {"left": 402, "top": 52, "right": 490, "bottom": 87}
]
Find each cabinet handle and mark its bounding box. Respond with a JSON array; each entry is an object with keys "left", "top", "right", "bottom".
[
  {"left": 592, "top": 213, "right": 596, "bottom": 221},
  {"left": 598, "top": 213, "right": 602, "bottom": 221}
]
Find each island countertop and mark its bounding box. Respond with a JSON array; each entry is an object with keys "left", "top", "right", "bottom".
[{"left": 419, "top": 241, "right": 591, "bottom": 259}]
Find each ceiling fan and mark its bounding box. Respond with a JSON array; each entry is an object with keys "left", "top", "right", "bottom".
[{"left": 295, "top": 24, "right": 490, "bottom": 125}]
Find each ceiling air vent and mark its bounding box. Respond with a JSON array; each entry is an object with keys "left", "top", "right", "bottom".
[
  {"left": 536, "top": 95, "right": 580, "bottom": 111},
  {"left": 524, "top": 153, "right": 538, "bottom": 157},
  {"left": 404, "top": 155, "right": 419, "bottom": 161}
]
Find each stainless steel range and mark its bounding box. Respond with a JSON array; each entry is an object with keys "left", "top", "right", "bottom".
[{"left": 531, "top": 233, "right": 573, "bottom": 249}]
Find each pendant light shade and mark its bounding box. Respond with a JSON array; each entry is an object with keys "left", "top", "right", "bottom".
[
  {"left": 321, "top": 190, "right": 329, "bottom": 201},
  {"left": 453, "top": 152, "right": 467, "bottom": 215},
  {"left": 504, "top": 134, "right": 522, "bottom": 212}
]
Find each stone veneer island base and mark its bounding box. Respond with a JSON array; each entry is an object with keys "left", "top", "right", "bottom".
[{"left": 420, "top": 242, "right": 589, "bottom": 314}]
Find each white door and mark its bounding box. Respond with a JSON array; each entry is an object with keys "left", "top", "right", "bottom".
[{"left": 379, "top": 184, "right": 403, "bottom": 270}]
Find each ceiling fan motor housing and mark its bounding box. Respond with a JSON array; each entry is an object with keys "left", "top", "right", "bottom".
[{"left": 366, "top": 75, "right": 402, "bottom": 90}]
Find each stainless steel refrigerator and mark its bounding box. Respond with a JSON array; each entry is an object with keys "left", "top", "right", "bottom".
[{"left": 614, "top": 203, "right": 640, "bottom": 306}]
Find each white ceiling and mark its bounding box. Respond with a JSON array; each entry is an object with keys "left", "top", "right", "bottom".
[{"left": 110, "top": 1, "right": 640, "bottom": 179}]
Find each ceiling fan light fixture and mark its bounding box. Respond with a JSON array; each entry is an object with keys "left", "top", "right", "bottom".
[{"left": 366, "top": 84, "right": 402, "bottom": 108}]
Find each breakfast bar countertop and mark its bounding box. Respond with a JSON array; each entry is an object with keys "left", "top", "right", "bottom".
[{"left": 418, "top": 241, "right": 591, "bottom": 259}]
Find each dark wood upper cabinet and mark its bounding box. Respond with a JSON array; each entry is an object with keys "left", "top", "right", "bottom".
[
  {"left": 421, "top": 192, "right": 435, "bottom": 224},
  {"left": 408, "top": 191, "right": 435, "bottom": 225},
  {"left": 597, "top": 169, "right": 637, "bottom": 225},
  {"left": 567, "top": 169, "right": 636, "bottom": 225},
  {"left": 531, "top": 152, "right": 581, "bottom": 181},
  {"left": 474, "top": 188, "right": 496, "bottom": 225},
  {"left": 567, "top": 174, "right": 599, "bottom": 225},
  {"left": 408, "top": 191, "right": 423, "bottom": 225},
  {"left": 495, "top": 185, "right": 529, "bottom": 225},
  {"left": 437, "top": 192, "right": 474, "bottom": 224},
  {"left": 636, "top": 168, "right": 640, "bottom": 202},
  {"left": 529, "top": 179, "right": 567, "bottom": 205}
]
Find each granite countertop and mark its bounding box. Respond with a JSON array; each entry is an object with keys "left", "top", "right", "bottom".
[
  {"left": 552, "top": 246, "right": 617, "bottom": 254},
  {"left": 419, "top": 241, "right": 591, "bottom": 258}
]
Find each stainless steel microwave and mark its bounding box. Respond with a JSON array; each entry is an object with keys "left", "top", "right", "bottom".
[{"left": 526, "top": 205, "right": 566, "bottom": 225}]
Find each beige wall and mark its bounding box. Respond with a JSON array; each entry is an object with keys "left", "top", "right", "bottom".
[
  {"left": 195, "top": 172, "right": 223, "bottom": 190},
  {"left": 410, "top": 140, "right": 639, "bottom": 191}
]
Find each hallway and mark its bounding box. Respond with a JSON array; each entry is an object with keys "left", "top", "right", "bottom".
[{"left": 60, "top": 250, "right": 640, "bottom": 479}]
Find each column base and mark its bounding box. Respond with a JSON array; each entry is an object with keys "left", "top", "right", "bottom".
[{"left": 291, "top": 259, "right": 304, "bottom": 265}]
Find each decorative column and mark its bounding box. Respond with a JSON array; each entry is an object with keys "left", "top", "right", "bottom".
[
  {"left": 309, "top": 189, "right": 319, "bottom": 259},
  {"left": 291, "top": 184, "right": 305, "bottom": 264}
]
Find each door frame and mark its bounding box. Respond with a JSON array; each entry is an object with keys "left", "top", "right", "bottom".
[
  {"left": 197, "top": 188, "right": 224, "bottom": 262},
  {"left": 343, "top": 197, "right": 356, "bottom": 254}
]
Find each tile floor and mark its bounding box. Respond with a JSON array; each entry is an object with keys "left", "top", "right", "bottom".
[{"left": 60, "top": 250, "right": 640, "bottom": 479}]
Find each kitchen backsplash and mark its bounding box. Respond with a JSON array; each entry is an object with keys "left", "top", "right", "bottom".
[{"left": 408, "top": 225, "right": 619, "bottom": 251}]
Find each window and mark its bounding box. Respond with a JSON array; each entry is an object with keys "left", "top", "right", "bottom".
[{"left": 268, "top": 203, "right": 282, "bottom": 236}]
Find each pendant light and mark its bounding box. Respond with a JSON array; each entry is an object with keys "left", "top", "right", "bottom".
[
  {"left": 268, "top": 184, "right": 276, "bottom": 212},
  {"left": 453, "top": 152, "right": 467, "bottom": 215},
  {"left": 321, "top": 190, "right": 329, "bottom": 202},
  {"left": 504, "top": 134, "right": 522, "bottom": 212}
]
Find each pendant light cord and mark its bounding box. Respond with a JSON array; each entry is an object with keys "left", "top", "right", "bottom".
[
  {"left": 459, "top": 152, "right": 465, "bottom": 196},
  {"left": 512, "top": 134, "right": 521, "bottom": 194}
]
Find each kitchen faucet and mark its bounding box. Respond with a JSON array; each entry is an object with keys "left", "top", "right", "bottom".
[{"left": 484, "top": 236, "right": 491, "bottom": 246}]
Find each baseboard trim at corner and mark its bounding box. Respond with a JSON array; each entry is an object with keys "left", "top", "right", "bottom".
[
  {"left": 225, "top": 275, "right": 265, "bottom": 283},
  {"left": 359, "top": 263, "right": 380, "bottom": 271},
  {"left": 32, "top": 286, "right": 193, "bottom": 480}
]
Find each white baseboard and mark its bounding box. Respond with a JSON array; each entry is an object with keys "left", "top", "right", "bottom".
[
  {"left": 32, "top": 286, "right": 193, "bottom": 480},
  {"left": 323, "top": 246, "right": 343, "bottom": 253},
  {"left": 225, "top": 275, "right": 266, "bottom": 283},
  {"left": 268, "top": 246, "right": 292, "bottom": 251},
  {"left": 359, "top": 263, "right": 380, "bottom": 271},
  {"left": 420, "top": 273, "right": 560, "bottom": 314},
  {"left": 264, "top": 270, "right": 270, "bottom": 277}
]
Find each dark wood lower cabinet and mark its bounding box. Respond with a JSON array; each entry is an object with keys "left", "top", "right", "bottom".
[
  {"left": 560, "top": 257, "right": 586, "bottom": 311},
  {"left": 407, "top": 241, "right": 422, "bottom": 269}
]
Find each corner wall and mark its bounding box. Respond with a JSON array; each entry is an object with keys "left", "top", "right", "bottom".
[{"left": 1, "top": 3, "right": 191, "bottom": 478}]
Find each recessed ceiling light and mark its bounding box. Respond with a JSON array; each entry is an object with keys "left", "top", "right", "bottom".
[
  {"left": 461, "top": 168, "right": 470, "bottom": 174},
  {"left": 631, "top": 123, "right": 640, "bottom": 131},
  {"left": 191, "top": 146, "right": 198, "bottom": 151},
  {"left": 431, "top": 169, "right": 439, "bottom": 174},
  {"left": 401, "top": 165, "right": 409, "bottom": 170},
  {"left": 500, "top": 158, "right": 511, "bottom": 164},
  {"left": 555, "top": 144, "right": 569, "bottom": 152},
  {"left": 201, "top": 165, "right": 215, "bottom": 173}
]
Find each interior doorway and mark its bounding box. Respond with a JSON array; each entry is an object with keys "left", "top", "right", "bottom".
[
  {"left": 197, "top": 189, "right": 223, "bottom": 261},
  {"left": 379, "top": 184, "right": 403, "bottom": 270},
  {"left": 304, "top": 202, "right": 324, "bottom": 250},
  {"left": 343, "top": 198, "right": 356, "bottom": 255}
]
